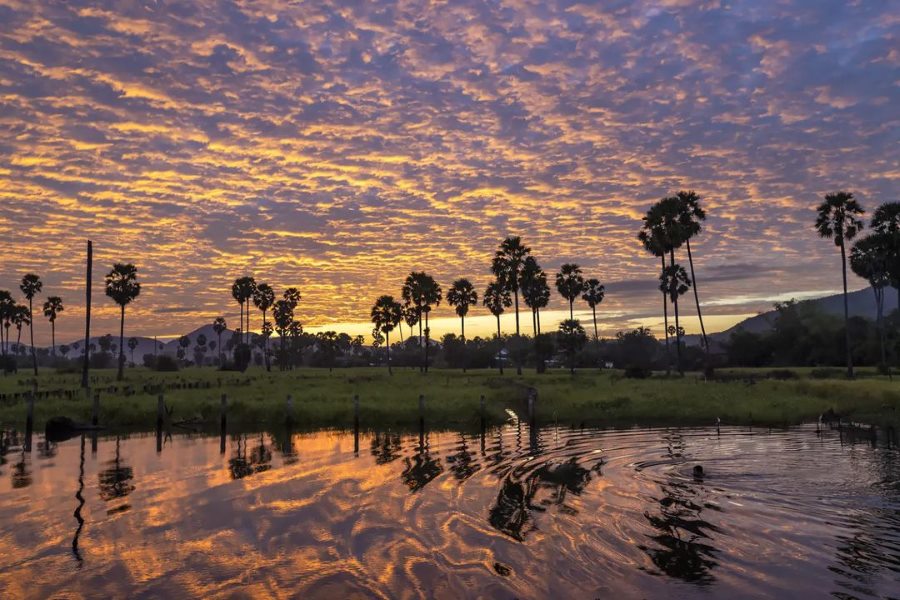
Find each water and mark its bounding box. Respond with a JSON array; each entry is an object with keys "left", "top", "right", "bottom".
[{"left": 0, "top": 421, "right": 898, "bottom": 599}]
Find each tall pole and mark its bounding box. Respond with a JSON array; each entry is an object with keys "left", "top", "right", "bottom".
[{"left": 81, "top": 240, "right": 92, "bottom": 389}]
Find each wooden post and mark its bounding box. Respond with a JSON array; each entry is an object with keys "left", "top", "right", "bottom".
[
  {"left": 418, "top": 393, "right": 425, "bottom": 431},
  {"left": 219, "top": 393, "right": 227, "bottom": 454},
  {"left": 527, "top": 389, "right": 536, "bottom": 423},
  {"left": 91, "top": 390, "right": 100, "bottom": 426},
  {"left": 480, "top": 394, "right": 486, "bottom": 436},
  {"left": 156, "top": 394, "right": 164, "bottom": 434}
]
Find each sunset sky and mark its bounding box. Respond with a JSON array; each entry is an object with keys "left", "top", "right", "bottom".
[{"left": 0, "top": 0, "right": 896, "bottom": 344}]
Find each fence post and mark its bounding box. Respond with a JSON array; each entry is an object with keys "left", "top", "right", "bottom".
[
  {"left": 91, "top": 391, "right": 100, "bottom": 427},
  {"left": 219, "top": 393, "right": 227, "bottom": 454},
  {"left": 286, "top": 394, "right": 294, "bottom": 424},
  {"left": 25, "top": 390, "right": 34, "bottom": 452}
]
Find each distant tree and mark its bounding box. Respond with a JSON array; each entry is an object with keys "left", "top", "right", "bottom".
[
  {"left": 371, "top": 295, "right": 402, "bottom": 375},
  {"left": 42, "top": 296, "right": 64, "bottom": 356},
  {"left": 402, "top": 305, "right": 418, "bottom": 344},
  {"left": 616, "top": 327, "right": 659, "bottom": 377},
  {"left": 816, "top": 191, "right": 865, "bottom": 377},
  {"left": 127, "top": 337, "right": 138, "bottom": 366},
  {"left": 178, "top": 335, "right": 191, "bottom": 363},
  {"left": 99, "top": 334, "right": 113, "bottom": 354},
  {"left": 12, "top": 304, "right": 29, "bottom": 357},
  {"left": 0, "top": 290, "right": 13, "bottom": 355},
  {"left": 555, "top": 263, "right": 585, "bottom": 320},
  {"left": 581, "top": 278, "right": 606, "bottom": 340},
  {"left": 59, "top": 344, "right": 70, "bottom": 358},
  {"left": 20, "top": 273, "right": 42, "bottom": 375},
  {"left": 253, "top": 283, "right": 275, "bottom": 371},
  {"left": 491, "top": 236, "right": 532, "bottom": 335},
  {"left": 447, "top": 278, "right": 478, "bottom": 371},
  {"left": 231, "top": 277, "right": 256, "bottom": 345},
  {"left": 213, "top": 317, "right": 228, "bottom": 363},
  {"left": 851, "top": 233, "right": 893, "bottom": 375},
  {"left": 105, "top": 264, "right": 141, "bottom": 380},
  {"left": 660, "top": 264, "right": 691, "bottom": 375},
  {"left": 483, "top": 281, "right": 512, "bottom": 375},
  {"left": 521, "top": 257, "right": 547, "bottom": 335},
  {"left": 558, "top": 319, "right": 587, "bottom": 375},
  {"left": 870, "top": 202, "right": 900, "bottom": 309}
]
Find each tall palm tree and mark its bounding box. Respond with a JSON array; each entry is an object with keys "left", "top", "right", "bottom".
[
  {"left": 371, "top": 295, "right": 402, "bottom": 375},
  {"left": 581, "top": 278, "right": 605, "bottom": 341},
  {"left": 555, "top": 264, "right": 584, "bottom": 320},
  {"left": 447, "top": 278, "right": 478, "bottom": 372},
  {"left": 483, "top": 280, "right": 512, "bottom": 375},
  {"left": 674, "top": 191, "right": 710, "bottom": 353},
  {"left": 660, "top": 264, "right": 691, "bottom": 375},
  {"left": 446, "top": 278, "right": 478, "bottom": 341},
  {"left": 402, "top": 272, "right": 441, "bottom": 372},
  {"left": 283, "top": 287, "right": 301, "bottom": 309},
  {"left": 815, "top": 191, "right": 865, "bottom": 378},
  {"left": 0, "top": 290, "right": 13, "bottom": 356},
  {"left": 520, "top": 257, "right": 544, "bottom": 336},
  {"left": 20, "top": 274, "right": 42, "bottom": 375},
  {"left": 213, "top": 317, "right": 227, "bottom": 364},
  {"left": 402, "top": 306, "right": 418, "bottom": 344},
  {"left": 272, "top": 300, "right": 294, "bottom": 370},
  {"left": 104, "top": 264, "right": 141, "bottom": 381},
  {"left": 870, "top": 202, "right": 900, "bottom": 309},
  {"left": 851, "top": 233, "right": 892, "bottom": 375},
  {"left": 12, "top": 305, "right": 29, "bottom": 358},
  {"left": 491, "top": 236, "right": 532, "bottom": 335},
  {"left": 231, "top": 277, "right": 256, "bottom": 345},
  {"left": 253, "top": 283, "right": 276, "bottom": 372},
  {"left": 42, "top": 296, "right": 64, "bottom": 356}
]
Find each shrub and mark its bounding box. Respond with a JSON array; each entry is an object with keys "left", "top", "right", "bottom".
[
  {"left": 624, "top": 365, "right": 651, "bottom": 379},
  {"left": 153, "top": 355, "right": 179, "bottom": 372}
]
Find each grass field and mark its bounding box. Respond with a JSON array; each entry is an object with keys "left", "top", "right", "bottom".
[{"left": 1, "top": 366, "right": 898, "bottom": 432}]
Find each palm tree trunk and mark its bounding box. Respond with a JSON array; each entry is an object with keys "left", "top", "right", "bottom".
[
  {"left": 661, "top": 256, "right": 671, "bottom": 375},
  {"left": 82, "top": 240, "right": 92, "bottom": 389},
  {"left": 840, "top": 241, "right": 854, "bottom": 378},
  {"left": 418, "top": 309, "right": 424, "bottom": 373},
  {"left": 424, "top": 311, "right": 430, "bottom": 373},
  {"left": 262, "top": 309, "right": 270, "bottom": 372},
  {"left": 536, "top": 309, "right": 541, "bottom": 335},
  {"left": 398, "top": 320, "right": 404, "bottom": 344},
  {"left": 496, "top": 316, "right": 503, "bottom": 375},
  {"left": 874, "top": 286, "right": 890, "bottom": 380},
  {"left": 461, "top": 315, "right": 467, "bottom": 373},
  {"left": 531, "top": 308, "right": 537, "bottom": 337},
  {"left": 386, "top": 330, "right": 392, "bottom": 376},
  {"left": 569, "top": 299, "right": 574, "bottom": 321},
  {"left": 28, "top": 299, "right": 37, "bottom": 376},
  {"left": 669, "top": 250, "right": 683, "bottom": 376},
  {"left": 51, "top": 321, "right": 56, "bottom": 357},
  {"left": 514, "top": 289, "right": 520, "bottom": 335},
  {"left": 686, "top": 239, "right": 709, "bottom": 354},
  {"left": 117, "top": 305, "right": 125, "bottom": 381},
  {"left": 591, "top": 306, "right": 598, "bottom": 340}
]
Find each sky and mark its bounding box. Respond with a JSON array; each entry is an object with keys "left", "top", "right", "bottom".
[{"left": 0, "top": 0, "right": 897, "bottom": 345}]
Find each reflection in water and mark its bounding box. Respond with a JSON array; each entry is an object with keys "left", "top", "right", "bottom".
[
  {"left": 0, "top": 424, "right": 897, "bottom": 599},
  {"left": 98, "top": 436, "right": 134, "bottom": 512},
  {"left": 72, "top": 435, "right": 86, "bottom": 567}
]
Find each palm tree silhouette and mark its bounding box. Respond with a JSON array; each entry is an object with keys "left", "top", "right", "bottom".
[
  {"left": 675, "top": 191, "right": 710, "bottom": 353},
  {"left": 231, "top": 277, "right": 256, "bottom": 345},
  {"left": 402, "top": 306, "right": 418, "bottom": 345},
  {"left": 483, "top": 280, "right": 512, "bottom": 374},
  {"left": 272, "top": 300, "right": 294, "bottom": 370},
  {"left": 213, "top": 317, "right": 227, "bottom": 364},
  {"left": 0, "top": 291, "right": 13, "bottom": 356},
  {"left": 104, "top": 264, "right": 141, "bottom": 381},
  {"left": 42, "top": 296, "right": 64, "bottom": 357},
  {"left": 371, "top": 295, "right": 402, "bottom": 375},
  {"left": 12, "top": 304, "right": 29, "bottom": 357},
  {"left": 555, "top": 263, "right": 584, "bottom": 320},
  {"left": 402, "top": 272, "right": 441, "bottom": 372},
  {"left": 520, "top": 257, "right": 544, "bottom": 336},
  {"left": 447, "top": 278, "right": 478, "bottom": 372},
  {"left": 127, "top": 336, "right": 138, "bottom": 366},
  {"left": 581, "top": 278, "right": 605, "bottom": 340},
  {"left": 660, "top": 264, "right": 691, "bottom": 375},
  {"left": 19, "top": 274, "right": 42, "bottom": 375},
  {"left": 253, "top": 283, "right": 276, "bottom": 372},
  {"left": 816, "top": 191, "right": 865, "bottom": 378},
  {"left": 491, "top": 236, "right": 532, "bottom": 335},
  {"left": 870, "top": 202, "right": 900, "bottom": 308},
  {"left": 558, "top": 318, "right": 587, "bottom": 375},
  {"left": 851, "top": 233, "right": 892, "bottom": 375}
]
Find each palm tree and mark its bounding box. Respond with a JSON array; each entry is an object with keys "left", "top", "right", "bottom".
[
  {"left": 870, "top": 202, "right": 900, "bottom": 309},
  {"left": 212, "top": 317, "right": 227, "bottom": 364},
  {"left": 558, "top": 319, "right": 587, "bottom": 376},
  {"left": 402, "top": 306, "right": 418, "bottom": 345},
  {"left": 127, "top": 337, "right": 138, "bottom": 366},
  {"left": 253, "top": 283, "right": 276, "bottom": 372},
  {"left": 581, "top": 279, "right": 605, "bottom": 340},
  {"left": 231, "top": 277, "right": 256, "bottom": 345},
  {"left": 402, "top": 272, "right": 441, "bottom": 372},
  {"left": 20, "top": 274, "right": 42, "bottom": 375},
  {"left": 12, "top": 305, "right": 29, "bottom": 358},
  {"left": 851, "top": 233, "right": 892, "bottom": 375},
  {"left": 815, "top": 191, "right": 865, "bottom": 378},
  {"left": 555, "top": 264, "right": 584, "bottom": 320},
  {"left": 483, "top": 281, "right": 512, "bottom": 375},
  {"left": 660, "top": 264, "right": 691, "bottom": 375},
  {"left": 283, "top": 287, "right": 301, "bottom": 309},
  {"left": 520, "top": 257, "right": 544, "bottom": 336},
  {"left": 447, "top": 278, "right": 478, "bottom": 372},
  {"left": 42, "top": 296, "right": 64, "bottom": 356},
  {"left": 371, "top": 295, "right": 402, "bottom": 375},
  {"left": 104, "top": 264, "right": 141, "bottom": 381},
  {"left": 273, "top": 300, "right": 294, "bottom": 370},
  {"left": 0, "top": 290, "right": 13, "bottom": 355},
  {"left": 674, "top": 191, "right": 710, "bottom": 353},
  {"left": 491, "top": 236, "right": 532, "bottom": 335}
]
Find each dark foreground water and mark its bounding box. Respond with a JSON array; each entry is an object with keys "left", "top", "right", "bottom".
[{"left": 0, "top": 420, "right": 898, "bottom": 599}]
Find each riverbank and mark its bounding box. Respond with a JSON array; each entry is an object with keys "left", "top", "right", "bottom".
[{"left": 1, "top": 367, "right": 897, "bottom": 431}]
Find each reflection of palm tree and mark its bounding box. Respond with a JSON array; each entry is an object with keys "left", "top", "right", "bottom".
[
  {"left": 12, "top": 448, "right": 32, "bottom": 489},
  {"left": 72, "top": 435, "right": 86, "bottom": 566},
  {"left": 98, "top": 437, "right": 135, "bottom": 507},
  {"left": 446, "top": 434, "right": 480, "bottom": 481},
  {"left": 400, "top": 432, "right": 443, "bottom": 492},
  {"left": 370, "top": 432, "right": 403, "bottom": 464}
]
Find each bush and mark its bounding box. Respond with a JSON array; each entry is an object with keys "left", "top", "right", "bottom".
[
  {"left": 0, "top": 355, "right": 16, "bottom": 374},
  {"left": 624, "top": 365, "right": 651, "bottom": 379},
  {"left": 233, "top": 344, "right": 251, "bottom": 373},
  {"left": 153, "top": 355, "right": 179, "bottom": 372}
]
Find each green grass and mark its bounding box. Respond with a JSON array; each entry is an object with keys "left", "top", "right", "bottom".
[{"left": 1, "top": 366, "right": 898, "bottom": 432}]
